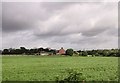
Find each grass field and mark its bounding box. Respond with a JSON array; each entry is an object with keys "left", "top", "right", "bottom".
[{"left": 2, "top": 56, "right": 118, "bottom": 81}]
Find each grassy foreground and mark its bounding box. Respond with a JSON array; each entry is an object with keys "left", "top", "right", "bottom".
[{"left": 2, "top": 56, "right": 118, "bottom": 81}]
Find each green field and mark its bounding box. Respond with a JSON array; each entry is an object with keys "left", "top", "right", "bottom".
[{"left": 2, "top": 56, "right": 118, "bottom": 81}]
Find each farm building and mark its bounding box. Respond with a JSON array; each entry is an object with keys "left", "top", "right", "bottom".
[
  {"left": 35, "top": 51, "right": 53, "bottom": 56},
  {"left": 58, "top": 47, "right": 66, "bottom": 55}
]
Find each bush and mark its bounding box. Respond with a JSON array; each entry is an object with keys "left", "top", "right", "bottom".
[
  {"left": 66, "top": 49, "right": 74, "bottom": 56},
  {"left": 55, "top": 69, "right": 85, "bottom": 83},
  {"left": 82, "top": 51, "right": 88, "bottom": 56}
]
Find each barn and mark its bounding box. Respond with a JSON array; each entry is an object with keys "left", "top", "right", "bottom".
[{"left": 58, "top": 47, "right": 65, "bottom": 55}]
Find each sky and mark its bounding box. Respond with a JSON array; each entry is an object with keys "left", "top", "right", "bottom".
[{"left": 1, "top": 1, "right": 118, "bottom": 50}]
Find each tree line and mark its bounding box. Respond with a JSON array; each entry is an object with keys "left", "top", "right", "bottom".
[
  {"left": 1, "top": 47, "right": 120, "bottom": 57},
  {"left": 1, "top": 47, "right": 56, "bottom": 55},
  {"left": 77, "top": 49, "right": 119, "bottom": 57}
]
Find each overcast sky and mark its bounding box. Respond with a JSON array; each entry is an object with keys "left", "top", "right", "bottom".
[{"left": 2, "top": 2, "right": 118, "bottom": 50}]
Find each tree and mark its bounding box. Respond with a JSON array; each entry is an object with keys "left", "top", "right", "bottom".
[
  {"left": 103, "top": 50, "right": 109, "bottom": 56},
  {"left": 20, "top": 47, "right": 27, "bottom": 54},
  {"left": 116, "top": 49, "right": 119, "bottom": 57},
  {"left": 82, "top": 51, "right": 88, "bottom": 56},
  {"left": 95, "top": 53, "right": 101, "bottom": 56},
  {"left": 66, "top": 49, "right": 74, "bottom": 56},
  {"left": 38, "top": 47, "right": 44, "bottom": 52},
  {"left": 15, "top": 49, "right": 22, "bottom": 54},
  {"left": 9, "top": 48, "right": 16, "bottom": 54},
  {"left": 2, "top": 49, "right": 9, "bottom": 54},
  {"left": 50, "top": 49, "right": 57, "bottom": 55}
]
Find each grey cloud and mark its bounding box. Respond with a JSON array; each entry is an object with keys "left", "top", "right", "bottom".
[
  {"left": 41, "top": 2, "right": 77, "bottom": 12},
  {"left": 0, "top": 2, "right": 2, "bottom": 29},
  {"left": 34, "top": 2, "right": 117, "bottom": 38},
  {"left": 2, "top": 2, "right": 35, "bottom": 32},
  {"left": 2, "top": 2, "right": 118, "bottom": 50},
  {"left": 106, "top": 28, "right": 118, "bottom": 37},
  {"left": 50, "top": 34, "right": 106, "bottom": 45},
  {"left": 82, "top": 27, "right": 107, "bottom": 37},
  {"left": 34, "top": 21, "right": 70, "bottom": 38},
  {"left": 2, "top": 2, "right": 78, "bottom": 33},
  {"left": 2, "top": 2, "right": 55, "bottom": 33}
]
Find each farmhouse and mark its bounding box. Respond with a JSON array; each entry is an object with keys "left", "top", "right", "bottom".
[{"left": 58, "top": 47, "right": 66, "bottom": 55}]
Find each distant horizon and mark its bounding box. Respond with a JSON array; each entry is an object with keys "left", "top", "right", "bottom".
[{"left": 1, "top": 46, "right": 119, "bottom": 51}]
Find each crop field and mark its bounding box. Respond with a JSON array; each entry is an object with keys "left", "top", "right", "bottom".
[{"left": 2, "top": 56, "right": 118, "bottom": 81}]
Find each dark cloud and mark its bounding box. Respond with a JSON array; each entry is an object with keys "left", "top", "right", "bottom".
[
  {"left": 2, "top": 2, "right": 74, "bottom": 33},
  {"left": 2, "top": 2, "right": 34, "bottom": 32},
  {"left": 2, "top": 2, "right": 54, "bottom": 33}
]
